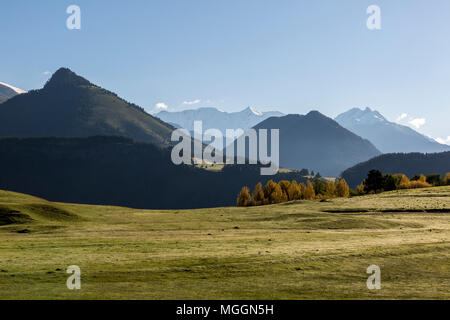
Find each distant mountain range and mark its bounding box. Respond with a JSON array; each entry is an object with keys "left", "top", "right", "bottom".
[
  {"left": 335, "top": 107, "right": 450, "bottom": 154},
  {"left": 156, "top": 107, "right": 284, "bottom": 137},
  {"left": 342, "top": 151, "right": 450, "bottom": 188},
  {"left": 0, "top": 82, "right": 26, "bottom": 104},
  {"left": 0, "top": 69, "right": 174, "bottom": 148},
  {"left": 237, "top": 111, "right": 381, "bottom": 177},
  {"left": 2, "top": 68, "right": 448, "bottom": 188}
]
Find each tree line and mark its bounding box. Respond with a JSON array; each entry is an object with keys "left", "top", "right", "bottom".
[
  {"left": 356, "top": 170, "right": 450, "bottom": 194},
  {"left": 237, "top": 170, "right": 450, "bottom": 207},
  {"left": 237, "top": 178, "right": 350, "bottom": 207}
]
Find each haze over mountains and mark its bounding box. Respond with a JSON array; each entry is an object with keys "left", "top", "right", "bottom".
[
  {"left": 156, "top": 107, "right": 284, "bottom": 137},
  {"left": 0, "top": 82, "right": 26, "bottom": 104},
  {"left": 335, "top": 107, "right": 450, "bottom": 154},
  {"left": 1, "top": 67, "right": 448, "bottom": 200},
  {"left": 0, "top": 69, "right": 174, "bottom": 148},
  {"left": 0, "top": 68, "right": 312, "bottom": 209}
]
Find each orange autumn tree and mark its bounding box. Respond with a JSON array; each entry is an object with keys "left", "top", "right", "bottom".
[
  {"left": 263, "top": 180, "right": 277, "bottom": 203},
  {"left": 409, "top": 174, "right": 431, "bottom": 189},
  {"left": 335, "top": 178, "right": 350, "bottom": 197},
  {"left": 303, "top": 181, "right": 316, "bottom": 200},
  {"left": 278, "top": 180, "right": 291, "bottom": 200},
  {"left": 287, "top": 180, "right": 302, "bottom": 200},
  {"left": 252, "top": 182, "right": 265, "bottom": 206},
  {"left": 299, "top": 183, "right": 307, "bottom": 199},
  {"left": 237, "top": 186, "right": 252, "bottom": 207},
  {"left": 398, "top": 174, "right": 411, "bottom": 189},
  {"left": 269, "top": 184, "right": 286, "bottom": 204},
  {"left": 324, "top": 180, "right": 336, "bottom": 198},
  {"left": 446, "top": 173, "right": 450, "bottom": 185}
]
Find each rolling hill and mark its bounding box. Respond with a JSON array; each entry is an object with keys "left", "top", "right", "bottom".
[
  {"left": 335, "top": 107, "right": 450, "bottom": 154},
  {"left": 244, "top": 111, "right": 381, "bottom": 177},
  {"left": 342, "top": 151, "right": 450, "bottom": 188},
  {"left": 0, "top": 68, "right": 174, "bottom": 148},
  {"left": 1, "top": 186, "right": 449, "bottom": 299}
]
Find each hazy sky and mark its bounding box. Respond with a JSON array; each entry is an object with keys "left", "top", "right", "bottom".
[{"left": 1, "top": 0, "right": 450, "bottom": 142}]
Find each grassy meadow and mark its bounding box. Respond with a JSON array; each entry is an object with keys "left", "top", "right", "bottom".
[{"left": 0, "top": 187, "right": 449, "bottom": 299}]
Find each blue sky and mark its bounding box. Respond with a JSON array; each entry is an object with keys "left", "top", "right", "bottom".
[{"left": 1, "top": 0, "right": 450, "bottom": 142}]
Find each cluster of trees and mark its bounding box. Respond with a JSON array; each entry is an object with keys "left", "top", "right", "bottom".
[
  {"left": 357, "top": 170, "right": 450, "bottom": 194},
  {"left": 237, "top": 170, "right": 450, "bottom": 206},
  {"left": 237, "top": 178, "right": 350, "bottom": 207}
]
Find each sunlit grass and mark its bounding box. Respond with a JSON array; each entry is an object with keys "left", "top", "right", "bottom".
[{"left": 0, "top": 187, "right": 449, "bottom": 299}]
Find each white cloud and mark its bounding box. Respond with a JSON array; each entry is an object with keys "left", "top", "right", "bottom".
[
  {"left": 408, "top": 118, "right": 426, "bottom": 129},
  {"left": 435, "top": 136, "right": 450, "bottom": 145},
  {"left": 396, "top": 113, "right": 408, "bottom": 122},
  {"left": 155, "top": 102, "right": 168, "bottom": 111},
  {"left": 182, "top": 99, "right": 201, "bottom": 105},
  {"left": 43, "top": 71, "right": 51, "bottom": 75}
]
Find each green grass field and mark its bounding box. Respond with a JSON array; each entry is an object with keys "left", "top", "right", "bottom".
[{"left": 0, "top": 187, "right": 449, "bottom": 300}]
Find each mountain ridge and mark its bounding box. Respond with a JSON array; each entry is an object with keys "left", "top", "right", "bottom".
[
  {"left": 335, "top": 107, "right": 450, "bottom": 154},
  {"left": 156, "top": 106, "right": 284, "bottom": 137},
  {"left": 241, "top": 110, "right": 382, "bottom": 177},
  {"left": 0, "top": 68, "right": 175, "bottom": 148}
]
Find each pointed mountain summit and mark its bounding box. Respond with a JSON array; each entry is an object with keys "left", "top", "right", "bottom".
[
  {"left": 0, "top": 68, "right": 174, "bottom": 147},
  {"left": 249, "top": 111, "right": 381, "bottom": 177},
  {"left": 43, "top": 68, "right": 92, "bottom": 90},
  {"left": 335, "top": 107, "right": 450, "bottom": 153}
]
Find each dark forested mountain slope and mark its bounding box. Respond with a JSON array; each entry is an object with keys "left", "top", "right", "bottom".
[
  {"left": 342, "top": 151, "right": 450, "bottom": 188},
  {"left": 249, "top": 111, "right": 381, "bottom": 177},
  {"left": 0, "top": 68, "right": 174, "bottom": 148},
  {"left": 0, "top": 136, "right": 309, "bottom": 209}
]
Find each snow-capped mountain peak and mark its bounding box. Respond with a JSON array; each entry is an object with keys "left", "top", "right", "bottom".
[
  {"left": 243, "top": 106, "right": 263, "bottom": 116},
  {"left": 0, "top": 82, "right": 27, "bottom": 103},
  {"left": 336, "top": 107, "right": 387, "bottom": 126},
  {"left": 156, "top": 106, "right": 284, "bottom": 143},
  {"left": 0, "top": 82, "right": 27, "bottom": 95},
  {"left": 335, "top": 107, "right": 450, "bottom": 153}
]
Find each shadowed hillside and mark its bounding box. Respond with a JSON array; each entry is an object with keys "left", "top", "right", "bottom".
[
  {"left": 0, "top": 136, "right": 309, "bottom": 209},
  {"left": 248, "top": 111, "right": 381, "bottom": 177},
  {"left": 342, "top": 151, "right": 450, "bottom": 188},
  {"left": 0, "top": 68, "right": 174, "bottom": 148}
]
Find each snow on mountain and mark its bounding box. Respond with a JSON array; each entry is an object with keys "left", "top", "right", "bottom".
[
  {"left": 0, "top": 82, "right": 27, "bottom": 103},
  {"left": 0, "top": 82, "right": 27, "bottom": 94},
  {"left": 335, "top": 107, "right": 450, "bottom": 154},
  {"left": 156, "top": 106, "right": 284, "bottom": 137}
]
